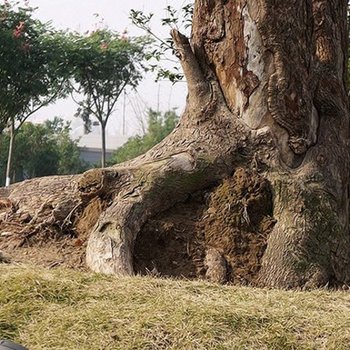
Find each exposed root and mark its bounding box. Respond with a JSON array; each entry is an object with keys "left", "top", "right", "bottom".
[{"left": 84, "top": 150, "right": 226, "bottom": 275}]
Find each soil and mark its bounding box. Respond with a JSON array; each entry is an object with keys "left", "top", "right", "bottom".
[
  {"left": 134, "top": 192, "right": 208, "bottom": 279},
  {"left": 134, "top": 168, "right": 276, "bottom": 284},
  {"left": 0, "top": 168, "right": 276, "bottom": 285}
]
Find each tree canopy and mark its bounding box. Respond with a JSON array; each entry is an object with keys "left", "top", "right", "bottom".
[
  {"left": 70, "top": 29, "right": 151, "bottom": 166},
  {"left": 0, "top": 2, "right": 151, "bottom": 183},
  {"left": 0, "top": 1, "right": 72, "bottom": 131}
]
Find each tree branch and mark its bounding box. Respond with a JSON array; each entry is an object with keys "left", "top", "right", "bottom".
[
  {"left": 16, "top": 79, "right": 69, "bottom": 132},
  {"left": 86, "top": 73, "right": 103, "bottom": 123},
  {"left": 106, "top": 78, "right": 130, "bottom": 122},
  {"left": 171, "top": 29, "right": 210, "bottom": 104}
]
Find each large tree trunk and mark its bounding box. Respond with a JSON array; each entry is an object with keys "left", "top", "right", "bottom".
[{"left": 1, "top": 0, "right": 349, "bottom": 289}]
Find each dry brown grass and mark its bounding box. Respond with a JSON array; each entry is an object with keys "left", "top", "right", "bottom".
[{"left": 0, "top": 264, "right": 350, "bottom": 350}]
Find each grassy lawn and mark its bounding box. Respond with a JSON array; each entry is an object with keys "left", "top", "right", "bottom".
[{"left": 0, "top": 264, "right": 349, "bottom": 349}]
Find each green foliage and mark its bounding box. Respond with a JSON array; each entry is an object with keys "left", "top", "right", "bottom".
[
  {"left": 45, "top": 117, "right": 89, "bottom": 175},
  {"left": 69, "top": 28, "right": 151, "bottom": 166},
  {"left": 0, "top": 118, "right": 88, "bottom": 185},
  {"left": 0, "top": 2, "right": 152, "bottom": 172},
  {"left": 71, "top": 29, "right": 150, "bottom": 129},
  {"left": 0, "top": 1, "right": 72, "bottom": 131},
  {"left": 110, "top": 109, "right": 178, "bottom": 164}
]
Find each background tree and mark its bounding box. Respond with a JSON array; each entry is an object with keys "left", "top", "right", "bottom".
[
  {"left": 0, "top": 1, "right": 72, "bottom": 185},
  {"left": 45, "top": 117, "right": 90, "bottom": 175},
  {"left": 109, "top": 109, "right": 178, "bottom": 164},
  {"left": 71, "top": 29, "right": 150, "bottom": 167},
  {"left": 0, "top": 118, "right": 87, "bottom": 185},
  {"left": 1, "top": 0, "right": 349, "bottom": 290}
]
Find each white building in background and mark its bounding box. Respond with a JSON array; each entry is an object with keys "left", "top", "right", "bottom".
[{"left": 77, "top": 124, "right": 128, "bottom": 165}]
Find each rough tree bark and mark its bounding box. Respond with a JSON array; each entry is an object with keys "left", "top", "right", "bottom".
[{"left": 1, "top": 0, "right": 349, "bottom": 289}]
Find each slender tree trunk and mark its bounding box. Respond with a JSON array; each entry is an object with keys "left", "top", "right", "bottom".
[
  {"left": 1, "top": 0, "right": 349, "bottom": 289},
  {"left": 100, "top": 122, "right": 106, "bottom": 168},
  {"left": 5, "top": 117, "right": 15, "bottom": 187}
]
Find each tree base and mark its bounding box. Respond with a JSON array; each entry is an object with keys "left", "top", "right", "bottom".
[{"left": 0, "top": 167, "right": 276, "bottom": 286}]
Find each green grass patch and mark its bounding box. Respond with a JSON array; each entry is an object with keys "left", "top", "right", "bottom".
[{"left": 0, "top": 265, "right": 349, "bottom": 349}]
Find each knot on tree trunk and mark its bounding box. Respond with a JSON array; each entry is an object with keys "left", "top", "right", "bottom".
[{"left": 78, "top": 168, "right": 118, "bottom": 200}]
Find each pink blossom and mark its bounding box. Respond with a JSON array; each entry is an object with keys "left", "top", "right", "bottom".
[
  {"left": 121, "top": 28, "right": 128, "bottom": 41},
  {"left": 13, "top": 21, "right": 25, "bottom": 38},
  {"left": 13, "top": 29, "right": 21, "bottom": 38}
]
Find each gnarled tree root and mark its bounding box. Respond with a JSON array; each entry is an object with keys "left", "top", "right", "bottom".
[{"left": 82, "top": 128, "right": 250, "bottom": 275}]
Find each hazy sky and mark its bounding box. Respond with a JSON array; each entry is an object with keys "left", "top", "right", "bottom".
[{"left": 27, "top": 0, "right": 190, "bottom": 147}]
